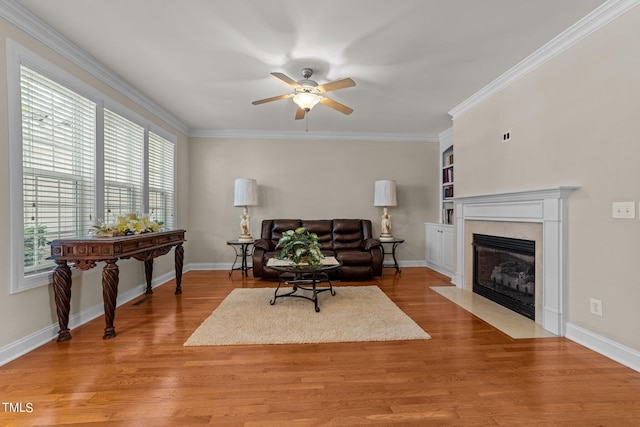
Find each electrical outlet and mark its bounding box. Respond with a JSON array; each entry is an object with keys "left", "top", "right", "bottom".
[
  {"left": 502, "top": 131, "right": 511, "bottom": 142},
  {"left": 612, "top": 201, "right": 635, "bottom": 219},
  {"left": 590, "top": 298, "right": 603, "bottom": 316}
]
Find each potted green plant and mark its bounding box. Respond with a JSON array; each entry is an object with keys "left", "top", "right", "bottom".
[{"left": 275, "top": 227, "right": 324, "bottom": 266}]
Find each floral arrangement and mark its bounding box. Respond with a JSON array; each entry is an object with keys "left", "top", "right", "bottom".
[
  {"left": 275, "top": 227, "right": 324, "bottom": 266},
  {"left": 92, "top": 214, "right": 164, "bottom": 237}
]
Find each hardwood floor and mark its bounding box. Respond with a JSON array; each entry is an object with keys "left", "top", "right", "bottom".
[{"left": 1, "top": 267, "right": 639, "bottom": 426}]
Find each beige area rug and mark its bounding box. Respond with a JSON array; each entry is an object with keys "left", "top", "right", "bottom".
[{"left": 184, "top": 286, "right": 430, "bottom": 346}]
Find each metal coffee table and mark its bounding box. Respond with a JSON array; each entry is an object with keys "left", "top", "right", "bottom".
[{"left": 267, "top": 257, "right": 342, "bottom": 312}]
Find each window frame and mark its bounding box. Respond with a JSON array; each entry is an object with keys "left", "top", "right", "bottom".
[{"left": 7, "top": 39, "right": 177, "bottom": 293}]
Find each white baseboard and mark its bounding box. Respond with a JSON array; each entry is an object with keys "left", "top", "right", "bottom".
[
  {"left": 425, "top": 263, "right": 453, "bottom": 279},
  {"left": 397, "top": 260, "right": 427, "bottom": 268},
  {"left": 566, "top": 322, "right": 640, "bottom": 373},
  {"left": 0, "top": 269, "right": 176, "bottom": 367},
  {"left": 451, "top": 273, "right": 462, "bottom": 287},
  {"left": 188, "top": 262, "right": 236, "bottom": 271}
]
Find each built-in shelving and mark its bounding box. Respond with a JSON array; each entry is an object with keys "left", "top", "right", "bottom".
[
  {"left": 426, "top": 128, "right": 455, "bottom": 279},
  {"left": 442, "top": 145, "right": 454, "bottom": 224}
]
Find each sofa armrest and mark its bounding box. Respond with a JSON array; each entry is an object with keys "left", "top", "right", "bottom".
[
  {"left": 252, "top": 246, "right": 266, "bottom": 277},
  {"left": 368, "top": 241, "right": 383, "bottom": 276},
  {"left": 252, "top": 239, "right": 272, "bottom": 278},
  {"left": 254, "top": 238, "right": 271, "bottom": 251},
  {"left": 363, "top": 238, "right": 381, "bottom": 251}
]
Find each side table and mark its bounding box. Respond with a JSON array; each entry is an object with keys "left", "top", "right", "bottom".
[
  {"left": 380, "top": 238, "right": 404, "bottom": 274},
  {"left": 227, "top": 240, "right": 254, "bottom": 277}
]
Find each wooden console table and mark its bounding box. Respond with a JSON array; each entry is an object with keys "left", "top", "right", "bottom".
[{"left": 48, "top": 229, "right": 186, "bottom": 342}]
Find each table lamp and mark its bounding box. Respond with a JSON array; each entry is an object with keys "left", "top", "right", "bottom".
[
  {"left": 234, "top": 178, "right": 258, "bottom": 242},
  {"left": 374, "top": 180, "right": 397, "bottom": 241}
]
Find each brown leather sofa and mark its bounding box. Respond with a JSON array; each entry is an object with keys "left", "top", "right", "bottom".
[{"left": 252, "top": 219, "right": 383, "bottom": 280}]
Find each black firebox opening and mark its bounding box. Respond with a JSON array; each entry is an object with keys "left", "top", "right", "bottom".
[{"left": 473, "top": 234, "right": 535, "bottom": 320}]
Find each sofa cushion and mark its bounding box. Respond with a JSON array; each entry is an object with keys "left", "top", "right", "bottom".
[
  {"left": 302, "top": 220, "right": 333, "bottom": 251},
  {"left": 335, "top": 250, "right": 372, "bottom": 266},
  {"left": 332, "top": 219, "right": 364, "bottom": 250},
  {"left": 338, "top": 265, "right": 373, "bottom": 280},
  {"left": 266, "top": 219, "right": 302, "bottom": 250}
]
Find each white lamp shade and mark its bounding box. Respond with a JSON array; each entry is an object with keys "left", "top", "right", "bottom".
[
  {"left": 293, "top": 92, "right": 321, "bottom": 111},
  {"left": 234, "top": 178, "right": 258, "bottom": 206},
  {"left": 374, "top": 180, "right": 397, "bottom": 207}
]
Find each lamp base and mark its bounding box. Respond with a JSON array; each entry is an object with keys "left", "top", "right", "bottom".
[
  {"left": 238, "top": 207, "right": 253, "bottom": 243},
  {"left": 379, "top": 234, "right": 394, "bottom": 242}
]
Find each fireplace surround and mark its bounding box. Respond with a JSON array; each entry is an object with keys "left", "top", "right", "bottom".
[{"left": 453, "top": 187, "right": 577, "bottom": 336}]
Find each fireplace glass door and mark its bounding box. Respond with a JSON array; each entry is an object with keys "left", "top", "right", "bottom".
[{"left": 473, "top": 234, "right": 535, "bottom": 320}]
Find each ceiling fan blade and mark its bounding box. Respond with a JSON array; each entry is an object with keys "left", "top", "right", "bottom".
[
  {"left": 319, "top": 97, "right": 353, "bottom": 115},
  {"left": 271, "top": 72, "right": 301, "bottom": 88},
  {"left": 317, "top": 78, "right": 355, "bottom": 93},
  {"left": 295, "top": 106, "right": 306, "bottom": 120},
  {"left": 252, "top": 93, "right": 293, "bottom": 105}
]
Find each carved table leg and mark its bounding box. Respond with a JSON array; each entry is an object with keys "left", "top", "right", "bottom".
[
  {"left": 174, "top": 243, "right": 184, "bottom": 295},
  {"left": 52, "top": 260, "right": 73, "bottom": 342},
  {"left": 144, "top": 259, "right": 154, "bottom": 295},
  {"left": 102, "top": 259, "right": 119, "bottom": 339}
]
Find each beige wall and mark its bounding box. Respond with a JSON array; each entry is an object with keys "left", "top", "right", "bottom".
[
  {"left": 188, "top": 137, "right": 439, "bottom": 266},
  {"left": 0, "top": 17, "right": 190, "bottom": 348},
  {"left": 0, "top": 11, "right": 437, "bottom": 354},
  {"left": 453, "top": 7, "right": 640, "bottom": 350}
]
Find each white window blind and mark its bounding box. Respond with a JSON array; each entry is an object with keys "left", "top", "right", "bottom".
[
  {"left": 20, "top": 65, "right": 96, "bottom": 274},
  {"left": 103, "top": 109, "right": 144, "bottom": 221},
  {"left": 11, "top": 43, "right": 179, "bottom": 292},
  {"left": 149, "top": 132, "right": 175, "bottom": 229}
]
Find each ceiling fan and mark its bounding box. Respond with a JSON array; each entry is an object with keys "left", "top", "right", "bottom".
[{"left": 252, "top": 68, "right": 355, "bottom": 120}]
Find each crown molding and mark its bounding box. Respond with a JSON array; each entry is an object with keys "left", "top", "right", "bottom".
[
  {"left": 449, "top": 0, "right": 640, "bottom": 119},
  {"left": 188, "top": 128, "right": 440, "bottom": 142},
  {"left": 0, "top": 0, "right": 190, "bottom": 135},
  {"left": 7, "top": 0, "right": 623, "bottom": 139},
  {"left": 438, "top": 127, "right": 453, "bottom": 142},
  {"left": 438, "top": 127, "right": 454, "bottom": 150},
  {"left": 0, "top": 0, "right": 441, "bottom": 142},
  {"left": 438, "top": 127, "right": 453, "bottom": 138}
]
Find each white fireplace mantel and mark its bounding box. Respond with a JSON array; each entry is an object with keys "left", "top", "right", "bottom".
[{"left": 453, "top": 187, "right": 578, "bottom": 336}]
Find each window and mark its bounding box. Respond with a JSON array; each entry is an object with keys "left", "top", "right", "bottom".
[
  {"left": 149, "top": 132, "right": 176, "bottom": 229},
  {"left": 8, "top": 42, "right": 177, "bottom": 293},
  {"left": 20, "top": 66, "right": 96, "bottom": 274},
  {"left": 103, "top": 109, "right": 144, "bottom": 220}
]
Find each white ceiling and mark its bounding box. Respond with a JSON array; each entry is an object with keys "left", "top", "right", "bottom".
[{"left": 12, "top": 0, "right": 607, "bottom": 137}]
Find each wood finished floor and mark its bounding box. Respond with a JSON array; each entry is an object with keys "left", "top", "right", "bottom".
[{"left": 1, "top": 267, "right": 640, "bottom": 426}]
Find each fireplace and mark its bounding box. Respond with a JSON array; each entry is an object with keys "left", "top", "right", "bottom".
[
  {"left": 453, "top": 187, "right": 578, "bottom": 335},
  {"left": 473, "top": 234, "right": 535, "bottom": 320}
]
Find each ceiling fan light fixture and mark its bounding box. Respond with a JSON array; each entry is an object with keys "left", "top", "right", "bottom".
[
  {"left": 293, "top": 92, "right": 321, "bottom": 111},
  {"left": 252, "top": 68, "right": 354, "bottom": 118}
]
